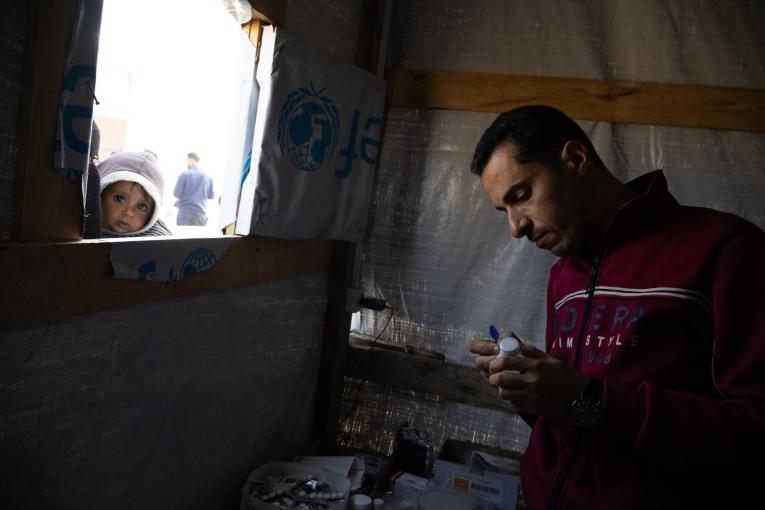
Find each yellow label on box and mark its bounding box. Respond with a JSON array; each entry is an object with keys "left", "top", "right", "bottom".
[{"left": 452, "top": 476, "right": 470, "bottom": 491}]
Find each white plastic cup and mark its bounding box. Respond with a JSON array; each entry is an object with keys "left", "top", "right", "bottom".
[{"left": 351, "top": 493, "right": 373, "bottom": 510}]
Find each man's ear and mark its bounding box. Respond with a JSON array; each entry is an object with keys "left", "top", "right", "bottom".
[{"left": 560, "top": 140, "right": 590, "bottom": 176}]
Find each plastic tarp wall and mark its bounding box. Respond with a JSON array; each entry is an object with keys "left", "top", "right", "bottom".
[
  {"left": 0, "top": 0, "right": 26, "bottom": 241},
  {"left": 284, "top": 0, "right": 362, "bottom": 66},
  {"left": 344, "top": 0, "right": 765, "bottom": 456},
  {"left": 0, "top": 275, "right": 328, "bottom": 509}
]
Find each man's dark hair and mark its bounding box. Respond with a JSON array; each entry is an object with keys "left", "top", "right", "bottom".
[
  {"left": 187, "top": 152, "right": 200, "bottom": 162},
  {"left": 470, "top": 105, "right": 602, "bottom": 175}
]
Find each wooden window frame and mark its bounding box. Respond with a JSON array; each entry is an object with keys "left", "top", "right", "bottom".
[
  {"left": 2, "top": 0, "right": 376, "bottom": 455},
  {"left": 2, "top": 0, "right": 333, "bottom": 334}
]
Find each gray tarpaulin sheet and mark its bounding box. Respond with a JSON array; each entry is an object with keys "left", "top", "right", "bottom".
[
  {"left": 0, "top": 274, "right": 329, "bottom": 508},
  {"left": 0, "top": 0, "right": 26, "bottom": 241},
  {"left": 346, "top": 0, "right": 765, "bottom": 455}
]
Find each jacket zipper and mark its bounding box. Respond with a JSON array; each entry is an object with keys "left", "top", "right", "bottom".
[
  {"left": 574, "top": 251, "right": 603, "bottom": 370},
  {"left": 545, "top": 248, "right": 604, "bottom": 510}
]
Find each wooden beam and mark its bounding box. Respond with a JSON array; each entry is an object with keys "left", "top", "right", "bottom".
[
  {"left": 0, "top": 236, "right": 331, "bottom": 331},
  {"left": 312, "top": 240, "right": 356, "bottom": 446},
  {"left": 312, "top": 0, "right": 392, "bottom": 451},
  {"left": 345, "top": 338, "right": 515, "bottom": 413},
  {"left": 375, "top": 0, "right": 392, "bottom": 79},
  {"left": 248, "top": 0, "right": 286, "bottom": 26},
  {"left": 13, "top": 0, "right": 82, "bottom": 242},
  {"left": 387, "top": 69, "right": 765, "bottom": 133},
  {"left": 242, "top": 17, "right": 262, "bottom": 50}
]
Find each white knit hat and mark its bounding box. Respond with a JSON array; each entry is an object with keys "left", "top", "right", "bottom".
[{"left": 98, "top": 151, "right": 164, "bottom": 235}]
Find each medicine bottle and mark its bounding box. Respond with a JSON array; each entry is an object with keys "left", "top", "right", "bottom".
[{"left": 497, "top": 336, "right": 521, "bottom": 358}]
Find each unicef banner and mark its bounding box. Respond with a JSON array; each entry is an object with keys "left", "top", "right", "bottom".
[
  {"left": 235, "top": 27, "right": 386, "bottom": 242},
  {"left": 109, "top": 237, "right": 234, "bottom": 283},
  {"left": 54, "top": 0, "right": 103, "bottom": 183}
]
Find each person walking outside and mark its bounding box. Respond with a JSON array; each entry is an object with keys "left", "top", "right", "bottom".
[{"left": 173, "top": 151, "right": 215, "bottom": 226}]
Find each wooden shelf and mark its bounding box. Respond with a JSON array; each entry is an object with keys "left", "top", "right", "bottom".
[{"left": 345, "top": 337, "right": 515, "bottom": 413}]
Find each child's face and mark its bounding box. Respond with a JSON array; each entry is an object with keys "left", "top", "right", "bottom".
[{"left": 101, "top": 181, "right": 155, "bottom": 233}]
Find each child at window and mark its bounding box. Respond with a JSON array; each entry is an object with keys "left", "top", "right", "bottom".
[{"left": 97, "top": 151, "right": 172, "bottom": 237}]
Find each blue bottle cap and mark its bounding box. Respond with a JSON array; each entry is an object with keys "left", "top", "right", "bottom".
[{"left": 489, "top": 324, "right": 500, "bottom": 343}]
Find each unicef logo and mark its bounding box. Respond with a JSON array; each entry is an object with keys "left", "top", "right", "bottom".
[
  {"left": 137, "top": 248, "right": 218, "bottom": 283},
  {"left": 181, "top": 248, "right": 217, "bottom": 279},
  {"left": 278, "top": 83, "right": 340, "bottom": 172}
]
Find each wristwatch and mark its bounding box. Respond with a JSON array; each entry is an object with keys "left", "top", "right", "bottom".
[{"left": 568, "top": 377, "right": 604, "bottom": 427}]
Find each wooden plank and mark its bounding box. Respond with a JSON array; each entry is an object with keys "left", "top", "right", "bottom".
[
  {"left": 312, "top": 240, "right": 356, "bottom": 446},
  {"left": 312, "top": 0, "right": 391, "bottom": 451},
  {"left": 375, "top": 0, "right": 392, "bottom": 79},
  {"left": 387, "top": 69, "right": 765, "bottom": 133},
  {"left": 247, "top": 0, "right": 286, "bottom": 26},
  {"left": 242, "top": 17, "right": 262, "bottom": 49},
  {"left": 0, "top": 236, "right": 332, "bottom": 331},
  {"left": 13, "top": 0, "right": 83, "bottom": 242},
  {"left": 345, "top": 339, "right": 515, "bottom": 413}
]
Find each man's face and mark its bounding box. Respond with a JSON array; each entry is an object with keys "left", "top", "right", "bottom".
[
  {"left": 187, "top": 157, "right": 197, "bottom": 168},
  {"left": 101, "top": 181, "right": 155, "bottom": 233},
  {"left": 480, "top": 143, "right": 587, "bottom": 257}
]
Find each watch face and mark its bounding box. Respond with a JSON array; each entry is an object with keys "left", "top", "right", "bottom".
[{"left": 570, "top": 397, "right": 602, "bottom": 427}]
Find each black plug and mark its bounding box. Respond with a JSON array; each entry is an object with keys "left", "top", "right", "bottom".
[{"left": 359, "top": 296, "right": 387, "bottom": 311}]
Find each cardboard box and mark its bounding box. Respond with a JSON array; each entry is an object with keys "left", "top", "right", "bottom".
[
  {"left": 389, "top": 470, "right": 433, "bottom": 500},
  {"left": 433, "top": 439, "right": 521, "bottom": 510},
  {"left": 467, "top": 450, "right": 521, "bottom": 476}
]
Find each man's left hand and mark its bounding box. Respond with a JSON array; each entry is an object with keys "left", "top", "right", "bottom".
[{"left": 488, "top": 343, "right": 588, "bottom": 418}]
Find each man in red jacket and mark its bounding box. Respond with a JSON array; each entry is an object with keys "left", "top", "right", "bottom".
[{"left": 468, "top": 105, "right": 764, "bottom": 509}]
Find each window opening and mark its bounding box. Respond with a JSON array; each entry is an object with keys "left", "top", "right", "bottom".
[{"left": 94, "top": 0, "right": 252, "bottom": 238}]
